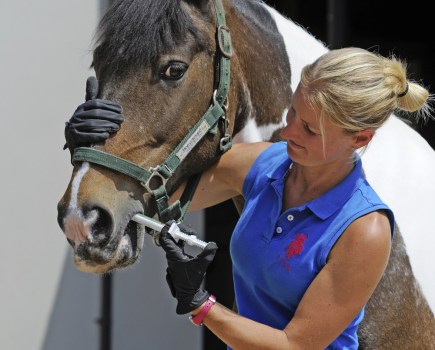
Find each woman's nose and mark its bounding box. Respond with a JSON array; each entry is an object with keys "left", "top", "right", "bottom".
[
  {"left": 280, "top": 124, "right": 290, "bottom": 139},
  {"left": 280, "top": 117, "right": 295, "bottom": 139}
]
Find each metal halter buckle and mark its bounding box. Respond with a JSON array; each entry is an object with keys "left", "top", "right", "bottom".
[
  {"left": 220, "top": 135, "right": 232, "bottom": 152},
  {"left": 217, "top": 25, "right": 233, "bottom": 58},
  {"left": 141, "top": 167, "right": 169, "bottom": 193}
]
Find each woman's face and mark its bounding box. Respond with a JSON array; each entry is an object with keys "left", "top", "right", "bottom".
[{"left": 280, "top": 84, "right": 362, "bottom": 167}]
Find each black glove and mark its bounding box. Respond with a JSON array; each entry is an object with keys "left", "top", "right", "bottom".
[
  {"left": 159, "top": 222, "right": 218, "bottom": 315},
  {"left": 63, "top": 76, "right": 124, "bottom": 154}
]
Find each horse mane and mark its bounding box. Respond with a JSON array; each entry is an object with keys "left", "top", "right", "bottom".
[
  {"left": 93, "top": 0, "right": 209, "bottom": 78},
  {"left": 232, "top": 0, "right": 281, "bottom": 33}
]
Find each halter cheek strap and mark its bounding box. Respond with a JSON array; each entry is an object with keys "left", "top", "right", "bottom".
[{"left": 72, "top": 0, "right": 232, "bottom": 223}]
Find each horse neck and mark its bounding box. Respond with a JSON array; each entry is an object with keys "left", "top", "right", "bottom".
[
  {"left": 226, "top": 0, "right": 329, "bottom": 143},
  {"left": 227, "top": 0, "right": 292, "bottom": 143}
]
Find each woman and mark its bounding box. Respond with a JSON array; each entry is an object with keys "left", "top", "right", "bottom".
[{"left": 64, "top": 47, "right": 433, "bottom": 349}]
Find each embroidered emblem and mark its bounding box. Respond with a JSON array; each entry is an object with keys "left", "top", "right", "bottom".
[
  {"left": 274, "top": 233, "right": 308, "bottom": 273},
  {"left": 274, "top": 256, "right": 292, "bottom": 272},
  {"left": 285, "top": 233, "right": 308, "bottom": 259}
]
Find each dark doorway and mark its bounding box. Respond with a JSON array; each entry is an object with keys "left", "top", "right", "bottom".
[{"left": 269, "top": 0, "right": 434, "bottom": 149}]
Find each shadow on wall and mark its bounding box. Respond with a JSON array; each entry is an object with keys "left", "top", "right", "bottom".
[{"left": 42, "top": 254, "right": 100, "bottom": 350}]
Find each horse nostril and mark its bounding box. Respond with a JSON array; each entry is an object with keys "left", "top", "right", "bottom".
[{"left": 85, "top": 207, "right": 114, "bottom": 245}]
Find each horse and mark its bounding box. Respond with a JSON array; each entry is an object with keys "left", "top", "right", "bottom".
[{"left": 57, "top": 0, "right": 435, "bottom": 348}]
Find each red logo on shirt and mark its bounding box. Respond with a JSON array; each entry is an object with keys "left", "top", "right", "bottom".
[
  {"left": 285, "top": 233, "right": 308, "bottom": 259},
  {"left": 274, "top": 233, "right": 308, "bottom": 273}
]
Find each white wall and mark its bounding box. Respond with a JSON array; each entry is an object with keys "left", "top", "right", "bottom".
[
  {"left": 0, "top": 1, "right": 100, "bottom": 349},
  {"left": 0, "top": 1, "right": 202, "bottom": 349}
]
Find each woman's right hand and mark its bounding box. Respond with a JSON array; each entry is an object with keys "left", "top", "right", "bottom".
[{"left": 159, "top": 222, "right": 218, "bottom": 315}]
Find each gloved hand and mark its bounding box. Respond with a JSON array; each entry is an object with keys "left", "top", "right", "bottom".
[
  {"left": 159, "top": 222, "right": 218, "bottom": 315},
  {"left": 63, "top": 76, "right": 124, "bottom": 154}
]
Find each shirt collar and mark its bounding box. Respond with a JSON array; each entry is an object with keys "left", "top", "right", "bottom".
[
  {"left": 266, "top": 155, "right": 292, "bottom": 180},
  {"left": 266, "top": 154, "right": 365, "bottom": 220},
  {"left": 307, "top": 158, "right": 364, "bottom": 219}
]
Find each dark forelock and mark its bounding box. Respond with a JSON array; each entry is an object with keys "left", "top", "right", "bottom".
[{"left": 93, "top": 0, "right": 207, "bottom": 77}]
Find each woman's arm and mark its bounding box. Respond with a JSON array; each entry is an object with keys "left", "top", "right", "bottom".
[
  {"left": 171, "top": 142, "right": 271, "bottom": 211},
  {"left": 200, "top": 210, "right": 392, "bottom": 350}
]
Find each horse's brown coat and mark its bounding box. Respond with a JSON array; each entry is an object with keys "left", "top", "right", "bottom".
[{"left": 360, "top": 225, "right": 435, "bottom": 349}]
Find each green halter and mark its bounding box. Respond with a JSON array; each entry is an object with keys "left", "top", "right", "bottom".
[{"left": 72, "top": 0, "right": 233, "bottom": 223}]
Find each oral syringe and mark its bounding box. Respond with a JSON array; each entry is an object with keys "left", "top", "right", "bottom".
[{"left": 131, "top": 213, "right": 208, "bottom": 250}]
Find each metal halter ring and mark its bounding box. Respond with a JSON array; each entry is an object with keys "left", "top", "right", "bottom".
[
  {"left": 141, "top": 167, "right": 169, "bottom": 193},
  {"left": 213, "top": 90, "right": 229, "bottom": 110}
]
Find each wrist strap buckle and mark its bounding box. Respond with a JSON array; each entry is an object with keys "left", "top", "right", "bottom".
[{"left": 189, "top": 295, "right": 216, "bottom": 326}]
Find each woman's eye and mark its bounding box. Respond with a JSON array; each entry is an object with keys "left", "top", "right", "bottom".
[
  {"left": 161, "top": 62, "right": 188, "bottom": 80},
  {"left": 303, "top": 123, "right": 317, "bottom": 136}
]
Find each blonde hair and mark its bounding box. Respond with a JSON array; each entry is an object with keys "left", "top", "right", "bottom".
[{"left": 300, "top": 47, "right": 433, "bottom": 133}]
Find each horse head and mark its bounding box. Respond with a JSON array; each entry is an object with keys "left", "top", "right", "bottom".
[{"left": 57, "top": 0, "right": 292, "bottom": 273}]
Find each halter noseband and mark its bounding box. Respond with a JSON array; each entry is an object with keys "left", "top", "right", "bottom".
[{"left": 72, "top": 0, "right": 233, "bottom": 223}]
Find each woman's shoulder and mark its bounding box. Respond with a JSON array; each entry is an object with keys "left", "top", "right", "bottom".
[
  {"left": 332, "top": 210, "right": 392, "bottom": 262},
  {"left": 347, "top": 210, "right": 392, "bottom": 243},
  {"left": 326, "top": 210, "right": 392, "bottom": 293}
]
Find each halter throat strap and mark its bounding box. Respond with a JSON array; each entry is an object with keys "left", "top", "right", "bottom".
[{"left": 72, "top": 0, "right": 232, "bottom": 223}]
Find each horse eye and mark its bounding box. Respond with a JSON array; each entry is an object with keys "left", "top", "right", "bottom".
[{"left": 161, "top": 62, "right": 188, "bottom": 80}]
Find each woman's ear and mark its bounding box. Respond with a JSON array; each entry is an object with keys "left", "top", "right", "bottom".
[{"left": 354, "top": 129, "right": 375, "bottom": 149}]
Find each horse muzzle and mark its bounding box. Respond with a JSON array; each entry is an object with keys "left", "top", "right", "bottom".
[{"left": 57, "top": 202, "right": 146, "bottom": 274}]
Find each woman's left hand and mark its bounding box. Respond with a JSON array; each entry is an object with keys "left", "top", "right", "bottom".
[
  {"left": 159, "top": 223, "right": 218, "bottom": 314},
  {"left": 63, "top": 76, "right": 124, "bottom": 155}
]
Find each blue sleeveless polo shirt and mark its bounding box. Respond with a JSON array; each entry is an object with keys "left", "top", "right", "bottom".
[{"left": 229, "top": 142, "right": 394, "bottom": 349}]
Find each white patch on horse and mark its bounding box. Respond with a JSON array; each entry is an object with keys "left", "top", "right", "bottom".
[
  {"left": 64, "top": 162, "right": 98, "bottom": 245},
  {"left": 68, "top": 162, "right": 89, "bottom": 211},
  {"left": 262, "top": 5, "right": 328, "bottom": 92},
  {"left": 280, "top": 108, "right": 289, "bottom": 127},
  {"left": 233, "top": 79, "right": 287, "bottom": 143},
  {"left": 233, "top": 116, "right": 285, "bottom": 144}
]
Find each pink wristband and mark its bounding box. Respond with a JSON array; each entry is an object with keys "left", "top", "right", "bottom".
[{"left": 189, "top": 295, "right": 216, "bottom": 326}]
